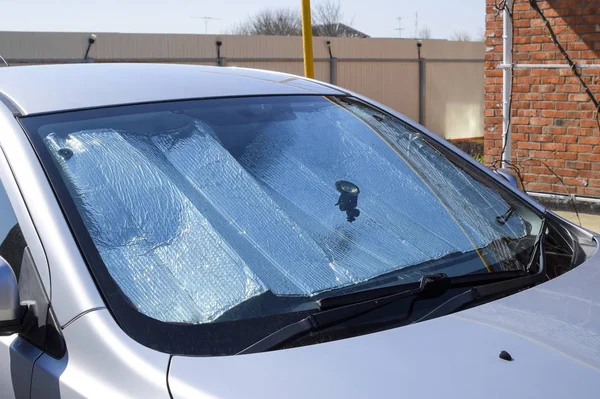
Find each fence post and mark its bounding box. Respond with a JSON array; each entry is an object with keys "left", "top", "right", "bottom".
[
  {"left": 216, "top": 40, "right": 224, "bottom": 66},
  {"left": 418, "top": 57, "right": 426, "bottom": 126},
  {"left": 329, "top": 58, "right": 337, "bottom": 84},
  {"left": 326, "top": 40, "right": 337, "bottom": 84}
]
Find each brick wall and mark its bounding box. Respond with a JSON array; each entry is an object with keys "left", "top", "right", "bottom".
[{"left": 484, "top": 0, "right": 600, "bottom": 196}]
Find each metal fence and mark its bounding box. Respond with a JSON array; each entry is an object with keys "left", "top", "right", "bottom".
[{"left": 0, "top": 32, "right": 485, "bottom": 140}]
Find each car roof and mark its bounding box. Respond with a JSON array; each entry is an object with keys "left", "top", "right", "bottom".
[{"left": 0, "top": 63, "right": 344, "bottom": 116}]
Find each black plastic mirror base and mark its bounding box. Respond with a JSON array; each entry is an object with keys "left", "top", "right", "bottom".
[
  {"left": 494, "top": 168, "right": 525, "bottom": 192},
  {"left": 0, "top": 304, "right": 28, "bottom": 335},
  {"left": 18, "top": 248, "right": 66, "bottom": 359}
]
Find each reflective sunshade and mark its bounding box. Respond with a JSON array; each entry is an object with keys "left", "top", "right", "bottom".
[{"left": 28, "top": 96, "right": 541, "bottom": 324}]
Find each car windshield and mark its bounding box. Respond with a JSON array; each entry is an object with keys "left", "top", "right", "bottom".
[{"left": 23, "top": 95, "right": 543, "bottom": 327}]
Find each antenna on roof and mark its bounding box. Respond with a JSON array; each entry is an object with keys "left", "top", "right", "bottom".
[
  {"left": 191, "top": 16, "right": 220, "bottom": 34},
  {"left": 0, "top": 55, "right": 9, "bottom": 67},
  {"left": 395, "top": 17, "right": 404, "bottom": 38}
]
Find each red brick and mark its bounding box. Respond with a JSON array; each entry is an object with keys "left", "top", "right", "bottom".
[
  {"left": 569, "top": 7, "right": 598, "bottom": 16},
  {"left": 518, "top": 141, "right": 541, "bottom": 150},
  {"left": 542, "top": 143, "right": 566, "bottom": 151},
  {"left": 567, "top": 42, "right": 591, "bottom": 51},
  {"left": 530, "top": 117, "right": 554, "bottom": 126},
  {"left": 532, "top": 35, "right": 552, "bottom": 43},
  {"left": 556, "top": 102, "right": 579, "bottom": 110},
  {"left": 556, "top": 34, "right": 581, "bottom": 44},
  {"left": 527, "top": 183, "right": 553, "bottom": 192},
  {"left": 517, "top": 94, "right": 543, "bottom": 102},
  {"left": 568, "top": 127, "right": 594, "bottom": 136},
  {"left": 581, "top": 120, "right": 600, "bottom": 128},
  {"left": 557, "top": 85, "right": 584, "bottom": 93},
  {"left": 517, "top": 10, "right": 538, "bottom": 19},
  {"left": 578, "top": 171, "right": 597, "bottom": 179},
  {"left": 513, "top": 84, "right": 532, "bottom": 93},
  {"left": 568, "top": 144, "right": 594, "bottom": 152},
  {"left": 541, "top": 43, "right": 559, "bottom": 52},
  {"left": 555, "top": 135, "right": 578, "bottom": 143},
  {"left": 517, "top": 109, "right": 539, "bottom": 117},
  {"left": 568, "top": 111, "right": 594, "bottom": 119},
  {"left": 581, "top": 51, "right": 597, "bottom": 59},
  {"left": 516, "top": 77, "right": 540, "bottom": 85},
  {"left": 513, "top": 19, "right": 531, "bottom": 28},
  {"left": 516, "top": 125, "right": 543, "bottom": 134},
  {"left": 513, "top": 36, "right": 532, "bottom": 45},
  {"left": 540, "top": 76, "right": 565, "bottom": 85},
  {"left": 516, "top": 44, "right": 542, "bottom": 52},
  {"left": 561, "top": 119, "right": 581, "bottom": 127},
  {"left": 543, "top": 159, "right": 566, "bottom": 168},
  {"left": 512, "top": 101, "right": 531, "bottom": 108},
  {"left": 579, "top": 137, "right": 600, "bottom": 145},
  {"left": 532, "top": 52, "right": 557, "bottom": 61},
  {"left": 532, "top": 69, "right": 559, "bottom": 77},
  {"left": 582, "top": 16, "right": 600, "bottom": 24},
  {"left": 545, "top": 127, "right": 568, "bottom": 135},
  {"left": 530, "top": 150, "right": 555, "bottom": 158},
  {"left": 579, "top": 154, "right": 600, "bottom": 162},
  {"left": 563, "top": 177, "right": 586, "bottom": 186},
  {"left": 556, "top": 152, "right": 579, "bottom": 160},
  {"left": 531, "top": 101, "right": 555, "bottom": 109},
  {"left": 570, "top": 94, "right": 592, "bottom": 102},
  {"left": 542, "top": 110, "right": 567, "bottom": 118},
  {"left": 532, "top": 85, "right": 555, "bottom": 93},
  {"left": 512, "top": 3, "right": 530, "bottom": 11},
  {"left": 544, "top": 93, "right": 568, "bottom": 101}
]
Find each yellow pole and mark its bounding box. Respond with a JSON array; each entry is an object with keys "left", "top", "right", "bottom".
[{"left": 301, "top": 0, "right": 315, "bottom": 78}]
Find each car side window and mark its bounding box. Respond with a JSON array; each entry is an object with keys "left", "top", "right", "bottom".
[{"left": 0, "top": 180, "right": 26, "bottom": 280}]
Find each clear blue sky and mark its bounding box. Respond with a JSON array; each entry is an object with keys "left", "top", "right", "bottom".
[{"left": 0, "top": 0, "right": 485, "bottom": 40}]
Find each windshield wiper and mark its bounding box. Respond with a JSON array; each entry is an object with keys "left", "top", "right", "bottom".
[
  {"left": 415, "top": 219, "right": 547, "bottom": 324},
  {"left": 317, "top": 269, "right": 527, "bottom": 310},
  {"left": 238, "top": 220, "right": 547, "bottom": 355},
  {"left": 237, "top": 270, "right": 534, "bottom": 355}
]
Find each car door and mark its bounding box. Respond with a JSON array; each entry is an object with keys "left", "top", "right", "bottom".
[
  {"left": 0, "top": 134, "right": 65, "bottom": 399},
  {"left": 0, "top": 186, "right": 40, "bottom": 398}
]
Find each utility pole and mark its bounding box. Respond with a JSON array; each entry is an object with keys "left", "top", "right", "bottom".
[
  {"left": 191, "top": 16, "right": 220, "bottom": 34},
  {"left": 395, "top": 17, "right": 404, "bottom": 38},
  {"left": 301, "top": 0, "right": 314, "bottom": 78}
]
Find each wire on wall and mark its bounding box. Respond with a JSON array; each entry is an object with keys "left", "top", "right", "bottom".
[
  {"left": 488, "top": 0, "right": 595, "bottom": 224},
  {"left": 528, "top": 0, "right": 600, "bottom": 134}
]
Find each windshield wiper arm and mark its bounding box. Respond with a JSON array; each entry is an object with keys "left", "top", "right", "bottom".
[
  {"left": 237, "top": 271, "right": 528, "bottom": 355},
  {"left": 317, "top": 270, "right": 528, "bottom": 310},
  {"left": 416, "top": 222, "right": 547, "bottom": 324}
]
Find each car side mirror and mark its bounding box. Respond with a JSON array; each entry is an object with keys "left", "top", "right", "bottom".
[
  {"left": 0, "top": 257, "right": 27, "bottom": 335},
  {"left": 494, "top": 168, "right": 524, "bottom": 192}
]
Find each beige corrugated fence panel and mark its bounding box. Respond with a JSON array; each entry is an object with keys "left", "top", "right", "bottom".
[
  {"left": 337, "top": 61, "right": 419, "bottom": 122},
  {"left": 425, "top": 61, "right": 484, "bottom": 140},
  {"left": 0, "top": 31, "right": 484, "bottom": 139}
]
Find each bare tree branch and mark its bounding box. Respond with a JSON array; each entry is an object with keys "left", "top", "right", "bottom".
[
  {"left": 417, "top": 26, "right": 432, "bottom": 39},
  {"left": 231, "top": 8, "right": 301, "bottom": 36},
  {"left": 476, "top": 27, "right": 486, "bottom": 42},
  {"left": 228, "top": 1, "right": 367, "bottom": 37},
  {"left": 449, "top": 30, "right": 472, "bottom": 41}
]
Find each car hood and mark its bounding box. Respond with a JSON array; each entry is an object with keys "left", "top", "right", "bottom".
[{"left": 169, "top": 235, "right": 600, "bottom": 399}]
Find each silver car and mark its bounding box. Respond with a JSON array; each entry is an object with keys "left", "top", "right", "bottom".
[{"left": 0, "top": 63, "right": 598, "bottom": 398}]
